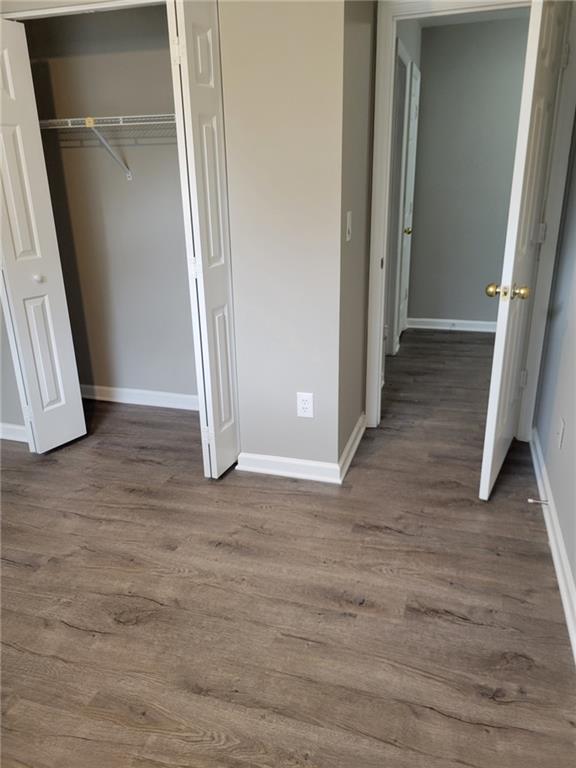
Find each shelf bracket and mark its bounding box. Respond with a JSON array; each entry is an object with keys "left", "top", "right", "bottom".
[{"left": 86, "top": 119, "right": 132, "bottom": 181}]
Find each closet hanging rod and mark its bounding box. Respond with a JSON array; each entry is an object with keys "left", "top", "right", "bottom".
[
  {"left": 38, "top": 114, "right": 176, "bottom": 182},
  {"left": 39, "top": 113, "right": 176, "bottom": 130}
]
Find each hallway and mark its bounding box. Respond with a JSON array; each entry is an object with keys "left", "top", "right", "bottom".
[{"left": 1, "top": 331, "right": 575, "bottom": 767}]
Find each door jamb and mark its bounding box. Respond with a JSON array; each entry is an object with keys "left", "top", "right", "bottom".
[
  {"left": 366, "top": 0, "right": 531, "bottom": 428},
  {"left": 1, "top": 0, "right": 237, "bottom": 476}
]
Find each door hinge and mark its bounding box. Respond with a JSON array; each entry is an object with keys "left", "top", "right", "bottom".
[
  {"left": 171, "top": 36, "right": 184, "bottom": 66},
  {"left": 519, "top": 369, "right": 528, "bottom": 389},
  {"left": 562, "top": 41, "right": 570, "bottom": 70},
  {"left": 201, "top": 425, "right": 215, "bottom": 446},
  {"left": 188, "top": 258, "right": 200, "bottom": 280},
  {"left": 535, "top": 221, "right": 547, "bottom": 244}
]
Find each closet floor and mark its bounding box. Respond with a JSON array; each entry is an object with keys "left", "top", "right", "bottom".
[{"left": 2, "top": 330, "right": 575, "bottom": 768}]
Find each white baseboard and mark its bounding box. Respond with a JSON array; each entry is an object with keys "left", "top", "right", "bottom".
[
  {"left": 0, "top": 422, "right": 28, "bottom": 442},
  {"left": 80, "top": 384, "right": 199, "bottom": 411},
  {"left": 236, "top": 452, "right": 342, "bottom": 484},
  {"left": 530, "top": 429, "right": 576, "bottom": 666},
  {"left": 237, "top": 413, "right": 366, "bottom": 485},
  {"left": 406, "top": 317, "right": 497, "bottom": 333}
]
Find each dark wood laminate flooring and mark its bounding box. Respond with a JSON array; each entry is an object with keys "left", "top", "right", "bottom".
[{"left": 1, "top": 330, "right": 575, "bottom": 768}]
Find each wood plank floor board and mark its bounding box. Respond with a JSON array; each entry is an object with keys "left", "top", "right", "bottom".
[{"left": 2, "top": 330, "right": 575, "bottom": 767}]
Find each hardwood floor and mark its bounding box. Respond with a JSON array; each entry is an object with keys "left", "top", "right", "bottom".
[{"left": 1, "top": 329, "right": 575, "bottom": 768}]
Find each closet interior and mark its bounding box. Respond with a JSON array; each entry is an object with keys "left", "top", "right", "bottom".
[{"left": 17, "top": 5, "right": 198, "bottom": 427}]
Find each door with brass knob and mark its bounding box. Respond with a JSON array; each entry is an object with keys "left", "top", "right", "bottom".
[{"left": 479, "top": 0, "right": 569, "bottom": 501}]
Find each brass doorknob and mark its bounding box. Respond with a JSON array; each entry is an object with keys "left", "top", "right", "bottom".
[
  {"left": 512, "top": 285, "right": 530, "bottom": 300},
  {"left": 485, "top": 282, "right": 501, "bottom": 298},
  {"left": 404, "top": 227, "right": 413, "bottom": 235}
]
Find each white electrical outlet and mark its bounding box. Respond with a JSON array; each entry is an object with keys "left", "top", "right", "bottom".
[
  {"left": 346, "top": 211, "right": 352, "bottom": 242},
  {"left": 297, "top": 392, "right": 314, "bottom": 418}
]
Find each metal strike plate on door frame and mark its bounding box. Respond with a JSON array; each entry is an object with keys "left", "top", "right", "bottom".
[{"left": 485, "top": 283, "right": 509, "bottom": 299}]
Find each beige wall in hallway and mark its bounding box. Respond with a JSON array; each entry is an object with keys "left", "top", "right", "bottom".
[{"left": 220, "top": 1, "right": 345, "bottom": 464}]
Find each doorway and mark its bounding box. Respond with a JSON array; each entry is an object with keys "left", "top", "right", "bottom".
[{"left": 366, "top": 0, "right": 574, "bottom": 500}]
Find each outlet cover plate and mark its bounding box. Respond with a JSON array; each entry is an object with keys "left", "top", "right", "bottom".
[{"left": 297, "top": 392, "right": 314, "bottom": 418}]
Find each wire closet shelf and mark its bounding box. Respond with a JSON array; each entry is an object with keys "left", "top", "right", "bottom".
[{"left": 39, "top": 113, "right": 177, "bottom": 181}]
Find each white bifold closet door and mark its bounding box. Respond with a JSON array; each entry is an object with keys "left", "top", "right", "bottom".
[
  {"left": 167, "top": 0, "right": 240, "bottom": 478},
  {"left": 0, "top": 19, "right": 85, "bottom": 452}
]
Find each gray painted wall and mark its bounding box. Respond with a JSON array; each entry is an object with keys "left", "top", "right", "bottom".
[
  {"left": 338, "top": 0, "right": 376, "bottom": 454},
  {"left": 408, "top": 17, "right": 528, "bottom": 322},
  {"left": 535, "top": 121, "right": 576, "bottom": 584},
  {"left": 1, "top": 6, "right": 196, "bottom": 428},
  {"left": 220, "top": 1, "right": 344, "bottom": 464},
  {"left": 1, "top": 314, "right": 24, "bottom": 425}
]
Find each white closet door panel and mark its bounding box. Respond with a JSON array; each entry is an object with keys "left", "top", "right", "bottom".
[
  {"left": 0, "top": 19, "right": 85, "bottom": 452},
  {"left": 168, "top": 0, "right": 239, "bottom": 478}
]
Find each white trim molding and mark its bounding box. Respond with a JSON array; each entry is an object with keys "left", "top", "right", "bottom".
[
  {"left": 236, "top": 453, "right": 342, "bottom": 485},
  {"left": 1, "top": 0, "right": 159, "bottom": 20},
  {"left": 530, "top": 430, "right": 576, "bottom": 665},
  {"left": 0, "top": 422, "right": 28, "bottom": 442},
  {"left": 406, "top": 318, "right": 497, "bottom": 332},
  {"left": 237, "top": 413, "right": 366, "bottom": 485},
  {"left": 80, "top": 384, "right": 199, "bottom": 411}
]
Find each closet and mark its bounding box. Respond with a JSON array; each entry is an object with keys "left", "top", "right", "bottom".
[
  {"left": 2, "top": 0, "right": 240, "bottom": 478},
  {"left": 2, "top": 5, "right": 197, "bottom": 432}
]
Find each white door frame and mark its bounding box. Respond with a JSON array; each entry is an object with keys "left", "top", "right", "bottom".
[
  {"left": 366, "top": 0, "right": 531, "bottom": 428},
  {"left": 2, "top": 0, "right": 240, "bottom": 477}
]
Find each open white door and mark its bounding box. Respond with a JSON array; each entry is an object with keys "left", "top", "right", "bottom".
[
  {"left": 0, "top": 19, "right": 85, "bottom": 453},
  {"left": 167, "top": 0, "right": 240, "bottom": 478},
  {"left": 397, "top": 60, "right": 420, "bottom": 336},
  {"left": 480, "top": 0, "right": 570, "bottom": 499}
]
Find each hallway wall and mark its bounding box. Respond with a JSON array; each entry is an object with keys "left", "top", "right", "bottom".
[
  {"left": 220, "top": 1, "right": 344, "bottom": 464},
  {"left": 408, "top": 17, "right": 528, "bottom": 325},
  {"left": 534, "top": 118, "right": 576, "bottom": 605}
]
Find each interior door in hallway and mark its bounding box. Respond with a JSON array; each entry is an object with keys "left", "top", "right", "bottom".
[
  {"left": 480, "top": 0, "right": 571, "bottom": 500},
  {"left": 0, "top": 19, "right": 85, "bottom": 452},
  {"left": 397, "top": 60, "right": 420, "bottom": 337}
]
